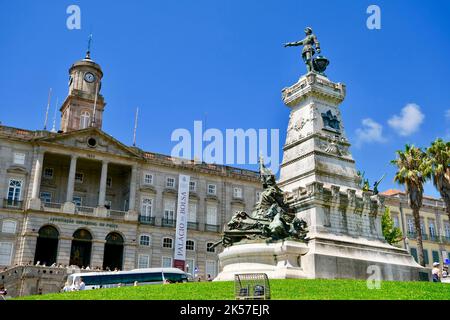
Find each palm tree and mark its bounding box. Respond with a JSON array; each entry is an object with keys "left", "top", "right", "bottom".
[
  {"left": 391, "top": 144, "right": 428, "bottom": 266},
  {"left": 426, "top": 138, "right": 450, "bottom": 220}
]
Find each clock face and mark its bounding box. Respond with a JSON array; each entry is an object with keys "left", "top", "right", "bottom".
[{"left": 84, "top": 72, "right": 95, "bottom": 83}]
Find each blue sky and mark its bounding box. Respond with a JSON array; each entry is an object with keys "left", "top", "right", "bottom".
[{"left": 0, "top": 0, "right": 449, "bottom": 197}]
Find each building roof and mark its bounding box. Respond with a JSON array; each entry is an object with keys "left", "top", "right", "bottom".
[
  {"left": 381, "top": 189, "right": 444, "bottom": 203},
  {"left": 0, "top": 124, "right": 260, "bottom": 181}
]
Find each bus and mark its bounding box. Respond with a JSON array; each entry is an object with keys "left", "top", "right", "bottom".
[{"left": 66, "top": 268, "right": 189, "bottom": 290}]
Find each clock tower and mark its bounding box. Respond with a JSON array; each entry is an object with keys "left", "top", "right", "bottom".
[{"left": 60, "top": 49, "right": 106, "bottom": 132}]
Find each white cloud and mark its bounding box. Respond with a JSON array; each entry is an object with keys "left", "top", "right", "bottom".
[
  {"left": 388, "top": 103, "right": 424, "bottom": 136},
  {"left": 355, "top": 118, "right": 386, "bottom": 146}
]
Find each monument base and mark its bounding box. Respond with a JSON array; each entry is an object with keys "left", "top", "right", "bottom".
[
  {"left": 214, "top": 240, "right": 310, "bottom": 281},
  {"left": 301, "top": 233, "right": 426, "bottom": 281},
  {"left": 215, "top": 236, "right": 426, "bottom": 282}
]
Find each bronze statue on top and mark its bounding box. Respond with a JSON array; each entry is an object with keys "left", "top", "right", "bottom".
[
  {"left": 211, "top": 157, "right": 308, "bottom": 248},
  {"left": 284, "top": 27, "right": 329, "bottom": 75}
]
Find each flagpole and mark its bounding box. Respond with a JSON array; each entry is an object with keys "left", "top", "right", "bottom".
[
  {"left": 43, "top": 88, "right": 52, "bottom": 130},
  {"left": 91, "top": 82, "right": 99, "bottom": 127},
  {"left": 133, "top": 107, "right": 139, "bottom": 146},
  {"left": 51, "top": 97, "right": 58, "bottom": 133}
]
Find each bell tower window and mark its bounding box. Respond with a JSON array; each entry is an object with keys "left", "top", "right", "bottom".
[{"left": 80, "top": 111, "right": 91, "bottom": 129}]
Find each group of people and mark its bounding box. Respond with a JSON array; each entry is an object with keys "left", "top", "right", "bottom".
[{"left": 432, "top": 262, "right": 448, "bottom": 282}]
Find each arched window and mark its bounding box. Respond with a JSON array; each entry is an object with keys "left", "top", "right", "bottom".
[
  {"left": 80, "top": 111, "right": 90, "bottom": 129},
  {"left": 140, "top": 234, "right": 151, "bottom": 246},
  {"left": 186, "top": 240, "right": 195, "bottom": 251},
  {"left": 162, "top": 237, "right": 173, "bottom": 249}
]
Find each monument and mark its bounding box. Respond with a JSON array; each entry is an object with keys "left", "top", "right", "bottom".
[{"left": 215, "top": 27, "right": 424, "bottom": 281}]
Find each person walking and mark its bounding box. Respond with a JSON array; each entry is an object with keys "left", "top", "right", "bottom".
[
  {"left": 432, "top": 262, "right": 441, "bottom": 282},
  {"left": 78, "top": 277, "right": 86, "bottom": 290}
]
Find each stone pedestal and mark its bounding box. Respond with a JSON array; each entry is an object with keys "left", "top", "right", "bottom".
[{"left": 215, "top": 241, "right": 310, "bottom": 281}]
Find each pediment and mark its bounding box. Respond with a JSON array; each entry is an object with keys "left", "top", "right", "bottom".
[
  {"left": 36, "top": 128, "right": 142, "bottom": 159},
  {"left": 7, "top": 165, "right": 28, "bottom": 175}
]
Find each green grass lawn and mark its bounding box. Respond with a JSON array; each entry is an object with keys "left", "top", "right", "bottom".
[{"left": 17, "top": 279, "right": 450, "bottom": 300}]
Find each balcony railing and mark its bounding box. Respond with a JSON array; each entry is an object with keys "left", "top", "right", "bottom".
[
  {"left": 187, "top": 222, "right": 199, "bottom": 230},
  {"left": 139, "top": 215, "right": 156, "bottom": 226},
  {"left": 108, "top": 210, "right": 127, "bottom": 219},
  {"left": 42, "top": 202, "right": 63, "bottom": 210},
  {"left": 75, "top": 206, "right": 95, "bottom": 214},
  {"left": 205, "top": 224, "right": 220, "bottom": 232},
  {"left": 442, "top": 236, "right": 450, "bottom": 244},
  {"left": 2, "top": 199, "right": 24, "bottom": 210},
  {"left": 407, "top": 232, "right": 417, "bottom": 239},
  {"left": 161, "top": 219, "right": 175, "bottom": 228}
]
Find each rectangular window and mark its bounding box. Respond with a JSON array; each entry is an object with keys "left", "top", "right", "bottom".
[
  {"left": 207, "top": 242, "right": 215, "bottom": 253},
  {"left": 43, "top": 167, "right": 54, "bottom": 179},
  {"left": 206, "top": 206, "right": 218, "bottom": 225},
  {"left": 13, "top": 152, "right": 25, "bottom": 165},
  {"left": 73, "top": 196, "right": 82, "bottom": 207},
  {"left": 407, "top": 217, "right": 415, "bottom": 234},
  {"left": 141, "top": 198, "right": 153, "bottom": 217},
  {"left": 2, "top": 221, "right": 17, "bottom": 234},
  {"left": 392, "top": 215, "right": 400, "bottom": 228},
  {"left": 162, "top": 257, "right": 172, "bottom": 268},
  {"left": 445, "top": 223, "right": 450, "bottom": 238},
  {"left": 143, "top": 173, "right": 153, "bottom": 185},
  {"left": 424, "top": 249, "right": 429, "bottom": 265},
  {"left": 207, "top": 184, "right": 217, "bottom": 195},
  {"left": 166, "top": 177, "right": 175, "bottom": 188},
  {"left": 7, "top": 179, "right": 22, "bottom": 202},
  {"left": 164, "top": 199, "right": 176, "bottom": 221},
  {"left": 420, "top": 220, "right": 426, "bottom": 236},
  {"left": 233, "top": 187, "right": 243, "bottom": 199},
  {"left": 432, "top": 250, "right": 440, "bottom": 264},
  {"left": 188, "top": 203, "right": 197, "bottom": 223},
  {"left": 0, "top": 242, "right": 13, "bottom": 266},
  {"left": 162, "top": 238, "right": 173, "bottom": 249},
  {"left": 106, "top": 177, "right": 112, "bottom": 188},
  {"left": 138, "top": 254, "right": 150, "bottom": 269},
  {"left": 428, "top": 220, "right": 436, "bottom": 237},
  {"left": 40, "top": 192, "right": 52, "bottom": 204},
  {"left": 205, "top": 260, "right": 217, "bottom": 278},
  {"left": 410, "top": 248, "right": 418, "bottom": 263},
  {"left": 186, "top": 240, "right": 195, "bottom": 251},
  {"left": 189, "top": 181, "right": 197, "bottom": 192},
  {"left": 75, "top": 172, "right": 84, "bottom": 183}
]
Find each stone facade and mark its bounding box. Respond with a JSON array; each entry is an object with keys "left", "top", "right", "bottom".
[
  {"left": 382, "top": 189, "right": 450, "bottom": 267},
  {"left": 0, "top": 53, "right": 262, "bottom": 293}
]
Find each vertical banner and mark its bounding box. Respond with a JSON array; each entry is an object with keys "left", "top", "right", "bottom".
[{"left": 173, "top": 174, "right": 190, "bottom": 271}]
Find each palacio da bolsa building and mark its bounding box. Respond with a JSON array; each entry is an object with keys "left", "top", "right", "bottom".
[{"left": 0, "top": 48, "right": 262, "bottom": 279}]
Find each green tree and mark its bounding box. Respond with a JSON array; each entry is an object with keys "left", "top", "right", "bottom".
[
  {"left": 425, "top": 138, "right": 450, "bottom": 220},
  {"left": 381, "top": 207, "right": 403, "bottom": 245},
  {"left": 391, "top": 144, "right": 429, "bottom": 266}
]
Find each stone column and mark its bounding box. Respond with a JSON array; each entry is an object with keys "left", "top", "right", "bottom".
[
  {"left": 57, "top": 237, "right": 72, "bottom": 266},
  {"left": 63, "top": 155, "right": 78, "bottom": 213},
  {"left": 66, "top": 155, "right": 78, "bottom": 202},
  {"left": 30, "top": 152, "right": 44, "bottom": 199},
  {"left": 128, "top": 165, "right": 137, "bottom": 211},
  {"left": 90, "top": 240, "right": 105, "bottom": 269},
  {"left": 28, "top": 151, "right": 44, "bottom": 210},
  {"left": 98, "top": 160, "right": 109, "bottom": 207}
]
